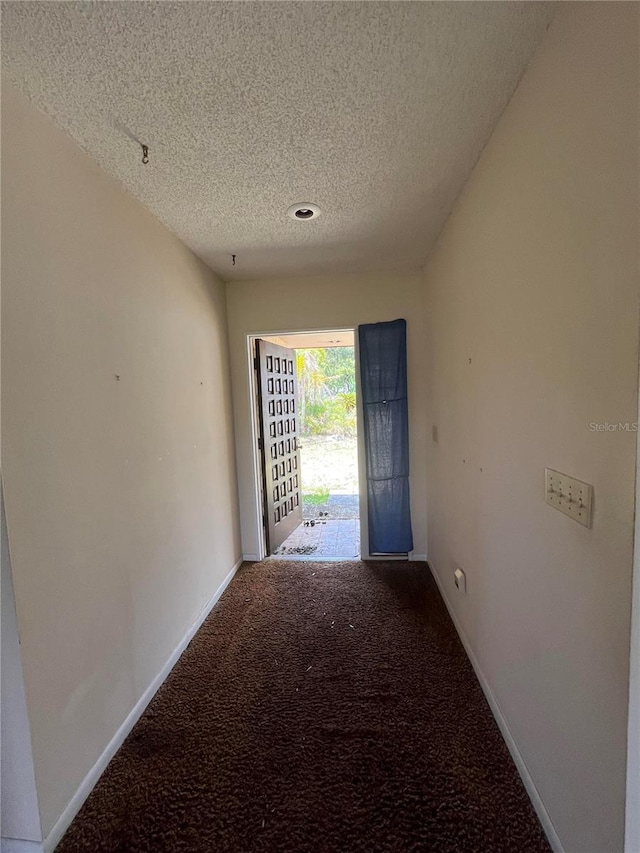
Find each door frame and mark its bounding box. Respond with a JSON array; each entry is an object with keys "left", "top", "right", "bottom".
[
  {"left": 245, "top": 326, "right": 369, "bottom": 561},
  {"left": 625, "top": 378, "right": 640, "bottom": 851}
]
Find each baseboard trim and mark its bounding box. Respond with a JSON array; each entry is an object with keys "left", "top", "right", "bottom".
[
  {"left": 242, "top": 554, "right": 260, "bottom": 562},
  {"left": 428, "top": 561, "right": 564, "bottom": 853},
  {"left": 410, "top": 553, "right": 428, "bottom": 561},
  {"left": 42, "top": 556, "right": 243, "bottom": 853},
  {"left": 1, "top": 839, "right": 44, "bottom": 853}
]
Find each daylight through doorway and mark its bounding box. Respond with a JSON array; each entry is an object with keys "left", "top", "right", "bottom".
[{"left": 261, "top": 332, "right": 359, "bottom": 559}]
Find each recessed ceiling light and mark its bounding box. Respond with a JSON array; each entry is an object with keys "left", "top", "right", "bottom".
[{"left": 287, "top": 202, "right": 321, "bottom": 221}]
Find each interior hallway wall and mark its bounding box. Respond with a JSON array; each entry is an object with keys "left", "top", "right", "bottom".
[
  {"left": 422, "top": 5, "right": 639, "bottom": 852},
  {"left": 225, "top": 272, "right": 427, "bottom": 560},
  {"left": 1, "top": 84, "right": 241, "bottom": 839}
]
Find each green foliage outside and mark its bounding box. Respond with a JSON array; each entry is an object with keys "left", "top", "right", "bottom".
[
  {"left": 303, "top": 486, "right": 330, "bottom": 505},
  {"left": 296, "top": 347, "right": 356, "bottom": 437}
]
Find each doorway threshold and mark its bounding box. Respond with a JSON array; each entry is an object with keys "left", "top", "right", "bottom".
[
  {"left": 272, "top": 516, "right": 360, "bottom": 560},
  {"left": 265, "top": 554, "right": 359, "bottom": 563}
]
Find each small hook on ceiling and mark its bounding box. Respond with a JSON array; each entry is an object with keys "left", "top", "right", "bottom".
[
  {"left": 232, "top": 254, "right": 236, "bottom": 266},
  {"left": 141, "top": 144, "right": 149, "bottom": 165}
]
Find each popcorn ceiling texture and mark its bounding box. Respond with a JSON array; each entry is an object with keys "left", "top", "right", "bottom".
[{"left": 1, "top": 1, "right": 553, "bottom": 281}]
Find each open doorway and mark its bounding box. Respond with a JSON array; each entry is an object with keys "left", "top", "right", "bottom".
[{"left": 254, "top": 330, "right": 360, "bottom": 560}]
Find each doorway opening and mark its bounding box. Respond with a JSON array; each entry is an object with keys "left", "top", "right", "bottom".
[{"left": 254, "top": 330, "right": 360, "bottom": 560}]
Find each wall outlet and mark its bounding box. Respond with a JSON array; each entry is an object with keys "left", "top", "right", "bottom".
[
  {"left": 545, "top": 468, "right": 593, "bottom": 528},
  {"left": 453, "top": 567, "right": 466, "bottom": 594}
]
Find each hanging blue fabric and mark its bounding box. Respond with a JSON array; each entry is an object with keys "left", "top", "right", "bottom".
[{"left": 358, "top": 319, "right": 414, "bottom": 554}]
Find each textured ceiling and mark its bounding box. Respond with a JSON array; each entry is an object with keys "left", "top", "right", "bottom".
[{"left": 1, "top": 1, "right": 554, "bottom": 282}]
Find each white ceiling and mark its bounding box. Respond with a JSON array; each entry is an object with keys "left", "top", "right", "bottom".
[{"left": 1, "top": 1, "right": 554, "bottom": 282}]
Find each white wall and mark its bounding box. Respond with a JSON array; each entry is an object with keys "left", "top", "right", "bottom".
[
  {"left": 422, "top": 5, "right": 639, "bottom": 852},
  {"left": 225, "top": 272, "right": 427, "bottom": 560},
  {"left": 1, "top": 84, "right": 241, "bottom": 839}
]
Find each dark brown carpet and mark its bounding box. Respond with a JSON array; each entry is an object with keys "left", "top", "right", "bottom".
[{"left": 58, "top": 560, "right": 550, "bottom": 852}]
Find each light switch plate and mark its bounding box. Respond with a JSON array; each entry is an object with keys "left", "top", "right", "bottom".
[{"left": 545, "top": 468, "right": 593, "bottom": 528}]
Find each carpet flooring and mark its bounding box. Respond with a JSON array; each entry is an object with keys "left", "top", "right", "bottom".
[{"left": 58, "top": 560, "right": 550, "bottom": 852}]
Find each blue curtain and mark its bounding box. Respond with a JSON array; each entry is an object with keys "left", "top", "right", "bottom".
[{"left": 358, "top": 319, "right": 413, "bottom": 554}]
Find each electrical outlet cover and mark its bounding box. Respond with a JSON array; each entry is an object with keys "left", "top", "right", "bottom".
[{"left": 453, "top": 567, "right": 466, "bottom": 594}]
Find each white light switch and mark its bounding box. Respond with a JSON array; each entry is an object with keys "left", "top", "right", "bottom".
[{"left": 545, "top": 468, "right": 593, "bottom": 528}]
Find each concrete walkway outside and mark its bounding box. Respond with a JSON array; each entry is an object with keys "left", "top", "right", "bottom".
[{"left": 274, "top": 494, "right": 359, "bottom": 558}]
